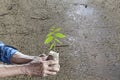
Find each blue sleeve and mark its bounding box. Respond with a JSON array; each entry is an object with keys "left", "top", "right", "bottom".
[{"left": 0, "top": 41, "right": 18, "bottom": 64}]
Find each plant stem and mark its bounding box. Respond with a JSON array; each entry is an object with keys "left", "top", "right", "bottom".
[{"left": 53, "top": 40, "right": 56, "bottom": 51}]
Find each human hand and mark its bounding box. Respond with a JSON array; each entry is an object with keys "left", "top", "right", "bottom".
[{"left": 23, "top": 55, "right": 60, "bottom": 77}]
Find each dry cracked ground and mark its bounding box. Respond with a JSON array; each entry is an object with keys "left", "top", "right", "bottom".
[{"left": 0, "top": 0, "right": 120, "bottom": 80}]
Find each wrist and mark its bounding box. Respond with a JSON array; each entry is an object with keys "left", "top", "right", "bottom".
[
  {"left": 17, "top": 65, "right": 28, "bottom": 75},
  {"left": 21, "top": 64, "right": 33, "bottom": 76}
]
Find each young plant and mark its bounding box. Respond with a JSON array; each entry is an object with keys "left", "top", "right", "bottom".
[{"left": 44, "top": 27, "right": 66, "bottom": 51}]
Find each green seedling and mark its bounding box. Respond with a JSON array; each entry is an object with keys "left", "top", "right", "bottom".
[{"left": 44, "top": 27, "right": 66, "bottom": 50}]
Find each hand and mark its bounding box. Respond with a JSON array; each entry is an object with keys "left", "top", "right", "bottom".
[{"left": 24, "top": 55, "right": 60, "bottom": 77}]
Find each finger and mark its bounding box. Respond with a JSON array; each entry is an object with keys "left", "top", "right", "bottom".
[
  {"left": 46, "top": 60, "right": 58, "bottom": 65},
  {"left": 39, "top": 54, "right": 48, "bottom": 60},
  {"left": 39, "top": 54, "right": 46, "bottom": 57},
  {"left": 47, "top": 67, "right": 60, "bottom": 72},
  {"left": 54, "top": 64, "right": 60, "bottom": 69},
  {"left": 45, "top": 71, "right": 57, "bottom": 75}
]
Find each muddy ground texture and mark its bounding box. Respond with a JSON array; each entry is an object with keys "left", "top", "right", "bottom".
[{"left": 0, "top": 0, "right": 120, "bottom": 80}]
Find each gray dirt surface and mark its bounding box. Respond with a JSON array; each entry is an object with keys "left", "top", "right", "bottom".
[{"left": 0, "top": 0, "right": 120, "bottom": 80}]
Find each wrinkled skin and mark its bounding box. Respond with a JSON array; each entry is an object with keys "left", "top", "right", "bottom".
[{"left": 25, "top": 54, "right": 60, "bottom": 77}]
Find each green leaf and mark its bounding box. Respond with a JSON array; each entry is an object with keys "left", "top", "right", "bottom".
[
  {"left": 50, "top": 42, "right": 55, "bottom": 50},
  {"left": 44, "top": 36, "right": 53, "bottom": 44},
  {"left": 47, "top": 32, "right": 54, "bottom": 37},
  {"left": 55, "top": 38, "right": 62, "bottom": 44},
  {"left": 54, "top": 28, "right": 61, "bottom": 32},
  {"left": 50, "top": 26, "right": 55, "bottom": 31},
  {"left": 55, "top": 33, "right": 66, "bottom": 38}
]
